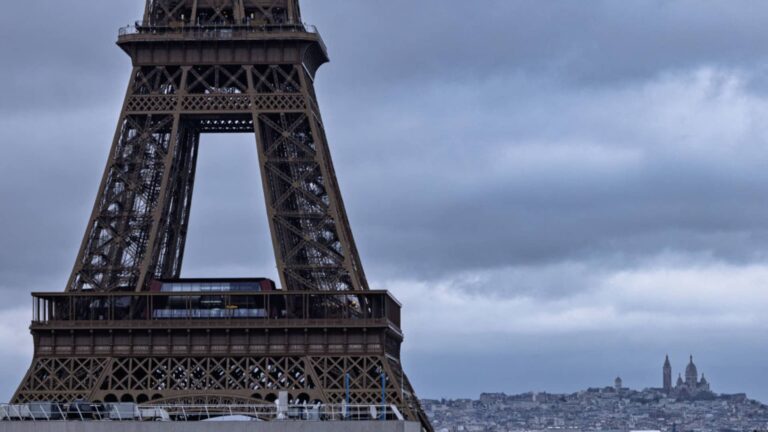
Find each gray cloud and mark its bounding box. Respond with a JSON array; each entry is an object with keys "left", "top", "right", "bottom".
[
  {"left": 327, "top": 70, "right": 768, "bottom": 280},
  {"left": 306, "top": 0, "right": 768, "bottom": 89},
  {"left": 1, "top": 0, "right": 768, "bottom": 402},
  {"left": 0, "top": 2, "right": 140, "bottom": 113}
]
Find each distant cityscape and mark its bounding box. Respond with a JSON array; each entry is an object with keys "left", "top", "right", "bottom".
[{"left": 422, "top": 355, "right": 768, "bottom": 432}]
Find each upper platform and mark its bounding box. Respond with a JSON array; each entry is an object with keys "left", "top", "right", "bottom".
[
  {"left": 117, "top": 22, "right": 327, "bottom": 59},
  {"left": 117, "top": 1, "right": 327, "bottom": 68}
]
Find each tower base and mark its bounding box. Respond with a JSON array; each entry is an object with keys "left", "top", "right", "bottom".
[{"left": 13, "top": 289, "right": 432, "bottom": 432}]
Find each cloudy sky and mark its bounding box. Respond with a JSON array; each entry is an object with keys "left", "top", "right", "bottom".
[{"left": 1, "top": 0, "right": 768, "bottom": 402}]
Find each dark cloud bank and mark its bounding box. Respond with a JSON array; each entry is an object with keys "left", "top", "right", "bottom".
[{"left": 1, "top": 0, "right": 768, "bottom": 401}]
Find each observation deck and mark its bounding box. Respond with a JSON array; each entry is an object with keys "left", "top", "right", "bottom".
[
  {"left": 26, "top": 279, "right": 405, "bottom": 362},
  {"left": 116, "top": 22, "right": 328, "bottom": 69},
  {"left": 31, "top": 289, "right": 402, "bottom": 332}
]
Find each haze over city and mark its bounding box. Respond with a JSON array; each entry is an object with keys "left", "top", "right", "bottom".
[{"left": 1, "top": 0, "right": 767, "bottom": 403}]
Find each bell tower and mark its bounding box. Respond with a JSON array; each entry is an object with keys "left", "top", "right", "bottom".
[{"left": 12, "top": 1, "right": 432, "bottom": 430}]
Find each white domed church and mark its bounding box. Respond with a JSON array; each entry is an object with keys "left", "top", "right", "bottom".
[{"left": 663, "top": 355, "right": 712, "bottom": 398}]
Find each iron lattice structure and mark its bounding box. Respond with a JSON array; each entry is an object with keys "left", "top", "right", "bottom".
[{"left": 12, "top": 1, "right": 432, "bottom": 430}]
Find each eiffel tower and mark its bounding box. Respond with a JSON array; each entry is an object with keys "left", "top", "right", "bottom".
[{"left": 12, "top": 1, "right": 432, "bottom": 429}]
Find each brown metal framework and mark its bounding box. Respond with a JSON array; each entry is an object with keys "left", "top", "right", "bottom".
[{"left": 12, "top": 1, "right": 432, "bottom": 430}]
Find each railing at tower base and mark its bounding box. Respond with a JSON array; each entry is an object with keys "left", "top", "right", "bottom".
[{"left": 0, "top": 402, "right": 405, "bottom": 422}]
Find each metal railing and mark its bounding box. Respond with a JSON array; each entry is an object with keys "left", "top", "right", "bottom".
[
  {"left": 31, "top": 290, "right": 401, "bottom": 329},
  {"left": 119, "top": 21, "right": 319, "bottom": 37},
  {"left": 117, "top": 21, "right": 327, "bottom": 56},
  {"left": 0, "top": 403, "right": 405, "bottom": 422}
]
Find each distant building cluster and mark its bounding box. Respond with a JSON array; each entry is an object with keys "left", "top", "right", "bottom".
[
  {"left": 422, "top": 355, "right": 768, "bottom": 432},
  {"left": 663, "top": 355, "right": 711, "bottom": 398}
]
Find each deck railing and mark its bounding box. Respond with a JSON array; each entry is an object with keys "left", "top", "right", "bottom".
[
  {"left": 0, "top": 402, "right": 405, "bottom": 422},
  {"left": 31, "top": 290, "right": 401, "bottom": 329},
  {"left": 117, "top": 22, "right": 327, "bottom": 57},
  {"left": 120, "top": 21, "right": 318, "bottom": 36}
]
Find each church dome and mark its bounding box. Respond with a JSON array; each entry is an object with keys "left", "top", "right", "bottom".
[{"left": 685, "top": 355, "right": 698, "bottom": 382}]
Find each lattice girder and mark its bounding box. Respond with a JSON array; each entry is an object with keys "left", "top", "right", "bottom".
[
  {"left": 14, "top": 354, "right": 414, "bottom": 416},
  {"left": 68, "top": 114, "right": 180, "bottom": 292},
  {"left": 144, "top": 0, "right": 301, "bottom": 26},
  {"left": 66, "top": 59, "right": 368, "bottom": 293}
]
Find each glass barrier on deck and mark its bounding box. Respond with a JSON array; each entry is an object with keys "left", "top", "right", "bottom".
[
  {"left": 119, "top": 22, "right": 319, "bottom": 37},
  {"left": 31, "top": 290, "right": 401, "bottom": 328}
]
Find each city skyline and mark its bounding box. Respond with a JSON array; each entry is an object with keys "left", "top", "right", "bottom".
[{"left": 0, "top": 0, "right": 767, "bottom": 403}]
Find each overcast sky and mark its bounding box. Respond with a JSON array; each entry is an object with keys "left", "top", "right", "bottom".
[{"left": 1, "top": 0, "right": 768, "bottom": 402}]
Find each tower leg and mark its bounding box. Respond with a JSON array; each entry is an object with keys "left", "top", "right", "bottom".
[
  {"left": 249, "top": 63, "right": 369, "bottom": 293},
  {"left": 67, "top": 67, "right": 198, "bottom": 292}
]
